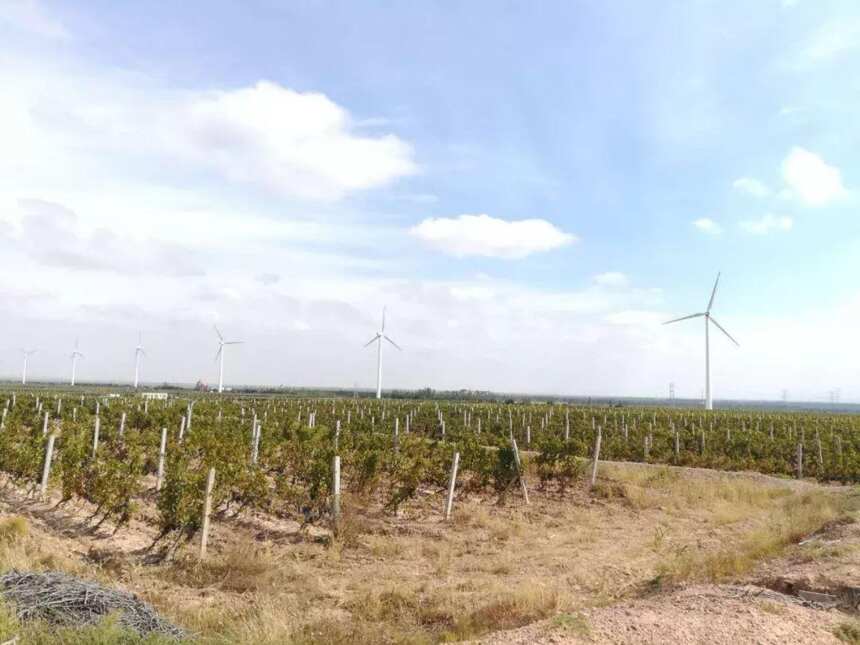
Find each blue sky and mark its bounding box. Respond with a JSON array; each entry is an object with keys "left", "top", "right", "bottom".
[{"left": 1, "top": 0, "right": 858, "bottom": 400}]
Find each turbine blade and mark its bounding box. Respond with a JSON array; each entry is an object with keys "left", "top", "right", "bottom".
[
  {"left": 707, "top": 272, "right": 721, "bottom": 313},
  {"left": 662, "top": 312, "right": 704, "bottom": 325},
  {"left": 214, "top": 347, "right": 222, "bottom": 362},
  {"left": 214, "top": 325, "right": 223, "bottom": 341},
  {"left": 709, "top": 316, "right": 740, "bottom": 347},
  {"left": 363, "top": 334, "right": 380, "bottom": 348},
  {"left": 225, "top": 341, "right": 243, "bottom": 345},
  {"left": 384, "top": 335, "right": 401, "bottom": 351},
  {"left": 381, "top": 306, "right": 386, "bottom": 332}
]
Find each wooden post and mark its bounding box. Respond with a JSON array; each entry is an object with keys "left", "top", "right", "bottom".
[
  {"left": 444, "top": 452, "right": 460, "bottom": 521},
  {"left": 39, "top": 433, "right": 56, "bottom": 501},
  {"left": 179, "top": 415, "right": 186, "bottom": 443},
  {"left": 589, "top": 425, "right": 603, "bottom": 490},
  {"left": 41, "top": 411, "right": 49, "bottom": 435},
  {"left": 796, "top": 442, "right": 803, "bottom": 479},
  {"left": 200, "top": 467, "right": 216, "bottom": 559},
  {"left": 565, "top": 411, "right": 570, "bottom": 442},
  {"left": 511, "top": 439, "right": 530, "bottom": 505},
  {"left": 674, "top": 426, "right": 680, "bottom": 463},
  {"left": 332, "top": 455, "right": 341, "bottom": 535},
  {"left": 156, "top": 427, "right": 168, "bottom": 491},
  {"left": 92, "top": 416, "right": 100, "bottom": 458},
  {"left": 119, "top": 412, "right": 126, "bottom": 438}
]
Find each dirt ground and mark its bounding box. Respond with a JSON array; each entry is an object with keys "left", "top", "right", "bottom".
[{"left": 0, "top": 462, "right": 857, "bottom": 643}]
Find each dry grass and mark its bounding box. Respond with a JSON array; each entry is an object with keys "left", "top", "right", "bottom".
[
  {"left": 652, "top": 489, "right": 844, "bottom": 586},
  {"left": 0, "top": 464, "right": 854, "bottom": 644},
  {"left": 834, "top": 620, "right": 860, "bottom": 644}
]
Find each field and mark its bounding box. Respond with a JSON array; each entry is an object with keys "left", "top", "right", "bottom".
[{"left": 0, "top": 390, "right": 859, "bottom": 643}]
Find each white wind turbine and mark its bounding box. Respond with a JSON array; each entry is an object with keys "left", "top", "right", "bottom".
[
  {"left": 364, "top": 306, "right": 401, "bottom": 399},
  {"left": 214, "top": 326, "right": 243, "bottom": 394},
  {"left": 21, "top": 349, "right": 36, "bottom": 385},
  {"left": 70, "top": 339, "right": 84, "bottom": 386},
  {"left": 133, "top": 332, "right": 146, "bottom": 389},
  {"left": 663, "top": 272, "right": 739, "bottom": 411}
]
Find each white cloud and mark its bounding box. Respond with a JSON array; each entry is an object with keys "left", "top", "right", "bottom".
[
  {"left": 732, "top": 177, "right": 770, "bottom": 198},
  {"left": 181, "top": 81, "right": 417, "bottom": 199},
  {"left": 410, "top": 214, "right": 576, "bottom": 259},
  {"left": 0, "top": 0, "right": 68, "bottom": 39},
  {"left": 693, "top": 218, "right": 722, "bottom": 236},
  {"left": 594, "top": 272, "right": 629, "bottom": 288},
  {"left": 739, "top": 214, "right": 793, "bottom": 235},
  {"left": 0, "top": 69, "right": 416, "bottom": 202},
  {"left": 781, "top": 147, "right": 846, "bottom": 206}
]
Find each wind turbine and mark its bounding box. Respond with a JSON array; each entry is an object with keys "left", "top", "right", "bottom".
[
  {"left": 214, "top": 326, "right": 243, "bottom": 393},
  {"left": 133, "top": 332, "right": 146, "bottom": 389},
  {"left": 363, "top": 306, "right": 401, "bottom": 399},
  {"left": 21, "top": 349, "right": 36, "bottom": 385},
  {"left": 663, "top": 272, "right": 739, "bottom": 411},
  {"left": 69, "top": 339, "right": 84, "bottom": 386}
]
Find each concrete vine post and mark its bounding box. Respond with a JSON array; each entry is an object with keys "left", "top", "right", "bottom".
[
  {"left": 92, "top": 416, "right": 101, "bottom": 458},
  {"left": 39, "top": 433, "right": 56, "bottom": 502},
  {"left": 332, "top": 455, "right": 341, "bottom": 536},
  {"left": 589, "top": 425, "right": 603, "bottom": 490},
  {"left": 511, "top": 439, "right": 530, "bottom": 505},
  {"left": 200, "top": 467, "right": 216, "bottom": 559},
  {"left": 156, "top": 427, "right": 168, "bottom": 491},
  {"left": 444, "top": 451, "right": 460, "bottom": 521}
]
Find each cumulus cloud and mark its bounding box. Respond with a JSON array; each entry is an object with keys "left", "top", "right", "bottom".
[
  {"left": 739, "top": 214, "right": 793, "bottom": 235},
  {"left": 594, "top": 272, "right": 629, "bottom": 288},
  {"left": 181, "top": 81, "right": 417, "bottom": 200},
  {"left": 410, "top": 214, "right": 576, "bottom": 259},
  {"left": 693, "top": 218, "right": 722, "bottom": 236},
  {"left": 781, "top": 147, "right": 846, "bottom": 206},
  {"left": 732, "top": 177, "right": 770, "bottom": 198},
  {"left": 2, "top": 72, "right": 416, "bottom": 203}
]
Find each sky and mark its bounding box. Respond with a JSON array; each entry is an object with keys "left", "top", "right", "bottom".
[{"left": 0, "top": 0, "right": 858, "bottom": 401}]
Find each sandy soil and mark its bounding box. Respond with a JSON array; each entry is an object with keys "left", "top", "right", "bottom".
[{"left": 471, "top": 584, "right": 848, "bottom": 644}]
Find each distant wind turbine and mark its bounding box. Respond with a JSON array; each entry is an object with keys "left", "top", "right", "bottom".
[
  {"left": 214, "top": 326, "right": 243, "bottom": 393},
  {"left": 134, "top": 332, "right": 146, "bottom": 388},
  {"left": 21, "top": 349, "right": 36, "bottom": 385},
  {"left": 663, "top": 272, "right": 739, "bottom": 411},
  {"left": 70, "top": 339, "right": 84, "bottom": 386},
  {"left": 364, "top": 306, "right": 401, "bottom": 399}
]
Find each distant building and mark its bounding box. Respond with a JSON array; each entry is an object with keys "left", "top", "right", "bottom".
[{"left": 141, "top": 392, "right": 169, "bottom": 400}]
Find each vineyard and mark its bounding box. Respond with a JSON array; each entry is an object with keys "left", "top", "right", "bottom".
[
  {"left": 1, "top": 390, "right": 858, "bottom": 544},
  {"left": 1, "top": 390, "right": 860, "bottom": 643}
]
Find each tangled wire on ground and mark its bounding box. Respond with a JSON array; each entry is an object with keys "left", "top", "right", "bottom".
[{"left": 0, "top": 570, "right": 185, "bottom": 639}]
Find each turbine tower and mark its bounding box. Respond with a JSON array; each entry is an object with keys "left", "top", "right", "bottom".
[
  {"left": 21, "top": 349, "right": 36, "bottom": 385},
  {"left": 663, "top": 272, "right": 739, "bottom": 411},
  {"left": 133, "top": 332, "right": 146, "bottom": 388},
  {"left": 364, "top": 306, "right": 401, "bottom": 399},
  {"left": 70, "top": 339, "right": 84, "bottom": 386},
  {"left": 214, "top": 326, "right": 243, "bottom": 393}
]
